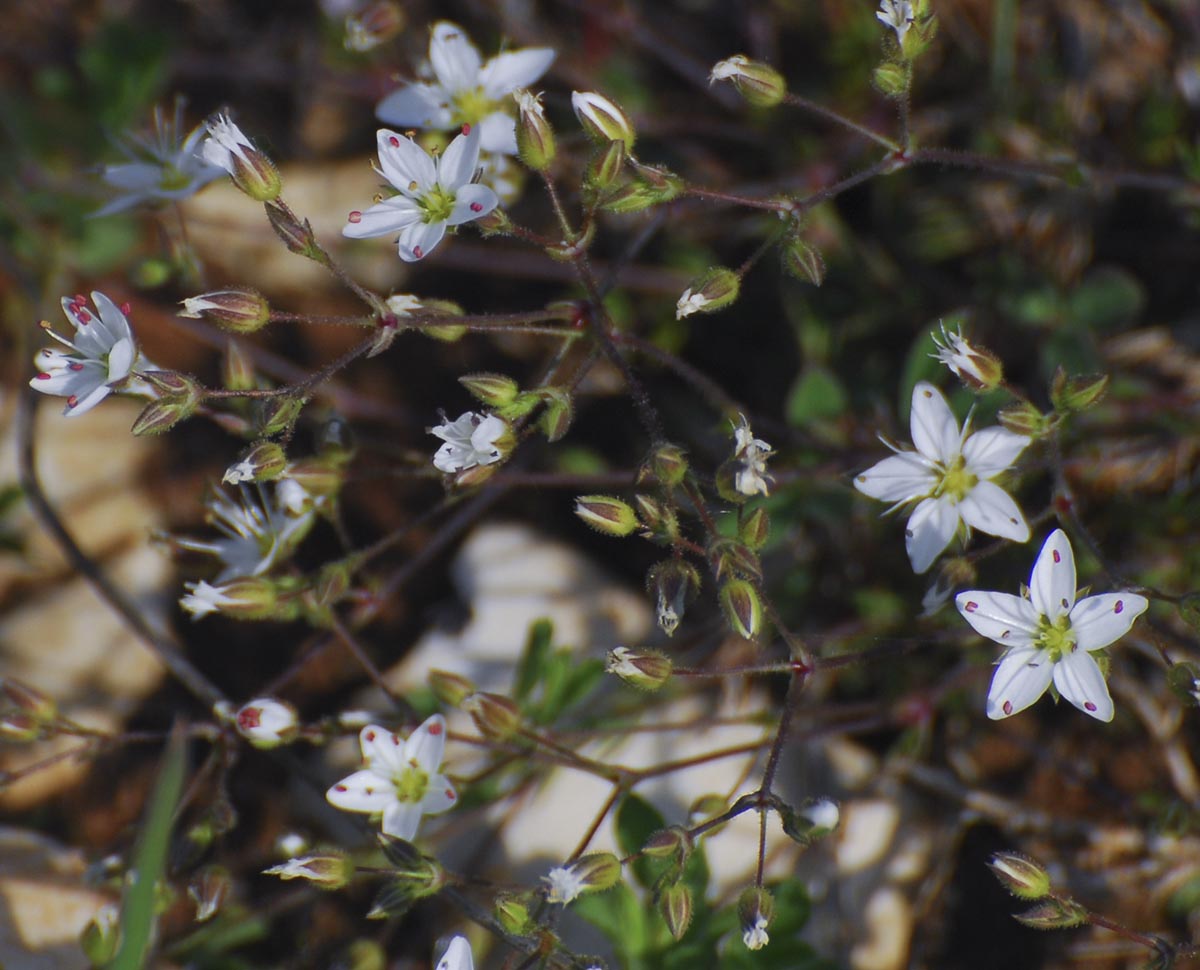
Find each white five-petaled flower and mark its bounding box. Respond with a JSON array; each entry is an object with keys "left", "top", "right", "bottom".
[
  {"left": 854, "top": 382, "right": 1031, "bottom": 574},
  {"left": 876, "top": 0, "right": 915, "bottom": 43},
  {"left": 94, "top": 104, "right": 224, "bottom": 216},
  {"left": 542, "top": 865, "right": 586, "bottom": 905},
  {"left": 430, "top": 411, "right": 508, "bottom": 473},
  {"left": 435, "top": 936, "right": 474, "bottom": 970},
  {"left": 325, "top": 716, "right": 458, "bottom": 841},
  {"left": 30, "top": 292, "right": 155, "bottom": 416},
  {"left": 375, "top": 21, "right": 556, "bottom": 156},
  {"left": 675, "top": 288, "right": 709, "bottom": 319},
  {"left": 343, "top": 126, "right": 498, "bottom": 262},
  {"left": 957, "top": 530, "right": 1148, "bottom": 721},
  {"left": 732, "top": 414, "right": 774, "bottom": 497}
]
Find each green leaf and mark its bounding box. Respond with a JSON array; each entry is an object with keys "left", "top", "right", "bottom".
[
  {"left": 616, "top": 793, "right": 668, "bottom": 889},
  {"left": 785, "top": 367, "right": 846, "bottom": 425},
  {"left": 513, "top": 619, "right": 554, "bottom": 703},
  {"left": 574, "top": 881, "right": 650, "bottom": 960}
]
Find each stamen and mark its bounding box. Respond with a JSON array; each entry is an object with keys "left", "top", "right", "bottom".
[
  {"left": 348, "top": 211, "right": 362, "bottom": 223},
  {"left": 34, "top": 373, "right": 50, "bottom": 380},
  {"left": 461, "top": 123, "right": 471, "bottom": 135},
  {"left": 446, "top": 788, "right": 456, "bottom": 800},
  {"left": 1002, "top": 700, "right": 1013, "bottom": 715},
  {"left": 69, "top": 362, "right": 84, "bottom": 371},
  {"left": 365, "top": 729, "right": 376, "bottom": 741},
  {"left": 67, "top": 395, "right": 78, "bottom": 408},
  {"left": 1084, "top": 701, "right": 1097, "bottom": 712},
  {"left": 1052, "top": 550, "right": 1061, "bottom": 563},
  {"left": 388, "top": 135, "right": 400, "bottom": 147},
  {"left": 1114, "top": 600, "right": 1124, "bottom": 614},
  {"left": 412, "top": 246, "right": 424, "bottom": 259},
  {"left": 120, "top": 301, "right": 132, "bottom": 315},
  {"left": 428, "top": 722, "right": 443, "bottom": 736},
  {"left": 469, "top": 202, "right": 483, "bottom": 212},
  {"left": 964, "top": 601, "right": 978, "bottom": 612}
]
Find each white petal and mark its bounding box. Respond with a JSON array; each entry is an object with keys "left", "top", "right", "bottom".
[
  {"left": 403, "top": 714, "right": 447, "bottom": 773},
  {"left": 359, "top": 724, "right": 406, "bottom": 774},
  {"left": 437, "top": 127, "right": 481, "bottom": 191},
  {"left": 986, "top": 646, "right": 1054, "bottom": 719},
  {"left": 904, "top": 496, "right": 959, "bottom": 574},
  {"left": 374, "top": 83, "right": 452, "bottom": 130},
  {"left": 1070, "top": 592, "right": 1148, "bottom": 652},
  {"left": 106, "top": 336, "right": 135, "bottom": 382},
  {"left": 957, "top": 480, "right": 1029, "bottom": 542},
  {"left": 429, "top": 22, "right": 482, "bottom": 93},
  {"left": 478, "top": 112, "right": 518, "bottom": 154},
  {"left": 956, "top": 590, "right": 1039, "bottom": 646},
  {"left": 376, "top": 130, "right": 437, "bottom": 193},
  {"left": 326, "top": 769, "right": 396, "bottom": 812},
  {"left": 398, "top": 220, "right": 446, "bottom": 261},
  {"left": 381, "top": 801, "right": 423, "bottom": 840},
  {"left": 447, "top": 183, "right": 499, "bottom": 226},
  {"left": 480, "top": 48, "right": 556, "bottom": 98},
  {"left": 1029, "top": 529, "right": 1075, "bottom": 618},
  {"left": 909, "top": 382, "right": 961, "bottom": 463},
  {"left": 470, "top": 414, "right": 506, "bottom": 452},
  {"left": 419, "top": 773, "right": 458, "bottom": 816},
  {"left": 91, "top": 291, "right": 133, "bottom": 343},
  {"left": 436, "top": 936, "right": 474, "bottom": 970},
  {"left": 63, "top": 383, "right": 112, "bottom": 416},
  {"left": 433, "top": 442, "right": 468, "bottom": 472},
  {"left": 1053, "top": 649, "right": 1113, "bottom": 721},
  {"left": 342, "top": 197, "right": 423, "bottom": 239},
  {"left": 853, "top": 452, "right": 935, "bottom": 503},
  {"left": 962, "top": 427, "right": 1030, "bottom": 479}
]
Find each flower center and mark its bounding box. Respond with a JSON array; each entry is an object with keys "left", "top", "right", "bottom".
[
  {"left": 158, "top": 162, "right": 194, "bottom": 192},
  {"left": 933, "top": 454, "right": 977, "bottom": 501},
  {"left": 1033, "top": 613, "right": 1076, "bottom": 662},
  {"left": 449, "top": 86, "right": 497, "bottom": 127},
  {"left": 393, "top": 764, "right": 430, "bottom": 803},
  {"left": 420, "top": 185, "right": 457, "bottom": 224}
]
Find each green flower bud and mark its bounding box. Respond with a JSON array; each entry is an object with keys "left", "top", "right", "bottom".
[
  {"left": 739, "top": 507, "right": 771, "bottom": 551},
  {"left": 988, "top": 852, "right": 1053, "bottom": 901},
  {"left": 223, "top": 442, "right": 288, "bottom": 484},
  {"left": 642, "top": 826, "right": 693, "bottom": 860},
  {"left": 781, "top": 236, "right": 826, "bottom": 286},
  {"left": 1013, "top": 897, "right": 1089, "bottom": 930},
  {"left": 658, "top": 882, "right": 693, "bottom": 940},
  {"left": 638, "top": 443, "right": 689, "bottom": 488},
  {"left": 998, "top": 401, "right": 1050, "bottom": 437},
  {"left": 256, "top": 396, "right": 307, "bottom": 437},
  {"left": 873, "top": 62, "right": 909, "bottom": 98},
  {"left": 586, "top": 140, "right": 626, "bottom": 191},
  {"left": 188, "top": 865, "right": 231, "bottom": 922},
  {"left": 606, "top": 647, "right": 673, "bottom": 690},
  {"left": 130, "top": 388, "right": 201, "bottom": 436},
  {"left": 571, "top": 91, "right": 636, "bottom": 150},
  {"left": 428, "top": 668, "right": 476, "bottom": 707},
  {"left": 284, "top": 457, "right": 345, "bottom": 501},
  {"left": 1050, "top": 368, "right": 1109, "bottom": 414},
  {"left": 222, "top": 340, "right": 257, "bottom": 392},
  {"left": 264, "top": 201, "right": 321, "bottom": 259},
  {"left": 204, "top": 115, "right": 282, "bottom": 202},
  {"left": 1167, "top": 660, "right": 1200, "bottom": 708},
  {"left": 708, "top": 55, "right": 787, "bottom": 107},
  {"left": 264, "top": 852, "right": 355, "bottom": 889},
  {"left": 600, "top": 167, "right": 683, "bottom": 213},
  {"left": 1, "top": 678, "right": 57, "bottom": 727},
  {"left": 344, "top": 1, "right": 405, "bottom": 52},
  {"left": 720, "top": 578, "right": 763, "bottom": 640},
  {"left": 495, "top": 891, "right": 536, "bottom": 935},
  {"left": 708, "top": 538, "right": 762, "bottom": 582},
  {"left": 537, "top": 387, "right": 574, "bottom": 442},
  {"left": 179, "top": 289, "right": 270, "bottom": 334},
  {"left": 514, "top": 89, "right": 556, "bottom": 171},
  {"left": 80, "top": 903, "right": 120, "bottom": 966},
  {"left": 463, "top": 691, "right": 522, "bottom": 741},
  {"left": 781, "top": 799, "right": 840, "bottom": 846},
  {"left": 675, "top": 267, "right": 741, "bottom": 319},
  {"left": 634, "top": 494, "right": 678, "bottom": 543},
  {"left": 459, "top": 372, "right": 520, "bottom": 408},
  {"left": 575, "top": 495, "right": 639, "bottom": 537}
]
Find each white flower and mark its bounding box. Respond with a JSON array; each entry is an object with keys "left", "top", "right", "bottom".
[
  {"left": 542, "top": 865, "right": 585, "bottom": 905},
  {"left": 180, "top": 580, "right": 237, "bottom": 619},
  {"left": 956, "top": 529, "right": 1149, "bottom": 721},
  {"left": 385, "top": 294, "right": 423, "bottom": 316},
  {"left": 94, "top": 104, "right": 224, "bottom": 216},
  {"left": 375, "top": 21, "right": 555, "bottom": 156},
  {"left": 342, "top": 126, "right": 498, "bottom": 262},
  {"left": 854, "top": 382, "right": 1031, "bottom": 573},
  {"left": 675, "top": 288, "right": 709, "bottom": 319},
  {"left": 435, "top": 936, "right": 474, "bottom": 970},
  {"left": 30, "top": 292, "right": 155, "bottom": 416},
  {"left": 931, "top": 323, "right": 999, "bottom": 388},
  {"left": 222, "top": 460, "right": 256, "bottom": 485},
  {"left": 743, "top": 915, "right": 770, "bottom": 951},
  {"left": 802, "top": 798, "right": 840, "bottom": 832},
  {"left": 429, "top": 411, "right": 508, "bottom": 473},
  {"left": 876, "top": 0, "right": 915, "bottom": 43},
  {"left": 732, "top": 414, "right": 774, "bottom": 497},
  {"left": 234, "top": 698, "right": 299, "bottom": 746},
  {"left": 199, "top": 113, "right": 256, "bottom": 177},
  {"left": 709, "top": 55, "right": 750, "bottom": 84},
  {"left": 605, "top": 647, "right": 639, "bottom": 678},
  {"left": 325, "top": 716, "right": 458, "bottom": 840}
]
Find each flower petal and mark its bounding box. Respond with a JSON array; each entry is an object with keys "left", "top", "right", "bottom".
[
  {"left": 437, "top": 127, "right": 481, "bottom": 191},
  {"left": 107, "top": 335, "right": 135, "bottom": 382},
  {"left": 430, "top": 22, "right": 482, "bottom": 93},
  {"left": 1029, "top": 529, "right": 1075, "bottom": 618},
  {"left": 905, "top": 495, "right": 959, "bottom": 573},
  {"left": 64, "top": 383, "right": 112, "bottom": 416},
  {"left": 853, "top": 452, "right": 935, "bottom": 503},
  {"left": 480, "top": 48, "right": 556, "bottom": 98},
  {"left": 1070, "top": 592, "right": 1148, "bottom": 652},
  {"left": 956, "top": 590, "right": 1039, "bottom": 646},
  {"left": 478, "top": 111, "right": 518, "bottom": 155},
  {"left": 1053, "top": 648, "right": 1114, "bottom": 721},
  {"left": 376, "top": 130, "right": 437, "bottom": 193},
  {"left": 375, "top": 83, "right": 453, "bottom": 131},
  {"left": 909, "top": 382, "right": 961, "bottom": 463},
  {"left": 419, "top": 773, "right": 458, "bottom": 816},
  {"left": 359, "top": 724, "right": 406, "bottom": 774},
  {"left": 957, "top": 480, "right": 1030, "bottom": 542},
  {"left": 403, "top": 714, "right": 447, "bottom": 773},
  {"left": 962, "top": 427, "right": 1030, "bottom": 480},
  {"left": 381, "top": 801, "right": 424, "bottom": 841},
  {"left": 447, "top": 183, "right": 499, "bottom": 226},
  {"left": 326, "top": 769, "right": 396, "bottom": 812},
  {"left": 436, "top": 936, "right": 474, "bottom": 970},
  {"left": 398, "top": 220, "right": 447, "bottom": 262},
  {"left": 986, "top": 646, "right": 1054, "bottom": 719},
  {"left": 343, "top": 197, "right": 423, "bottom": 239}
]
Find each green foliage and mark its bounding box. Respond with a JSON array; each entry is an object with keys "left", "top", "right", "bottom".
[{"left": 513, "top": 619, "right": 605, "bottom": 725}]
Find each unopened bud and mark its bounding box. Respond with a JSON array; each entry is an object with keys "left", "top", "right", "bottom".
[
  {"left": 998, "top": 401, "right": 1049, "bottom": 437},
  {"left": 463, "top": 692, "right": 522, "bottom": 741},
  {"left": 738, "top": 886, "right": 774, "bottom": 950},
  {"left": 256, "top": 395, "right": 307, "bottom": 436},
  {"left": 130, "top": 393, "right": 200, "bottom": 436},
  {"left": 514, "top": 89, "right": 556, "bottom": 171},
  {"left": 1013, "top": 897, "right": 1088, "bottom": 930},
  {"left": 606, "top": 647, "right": 673, "bottom": 690},
  {"left": 658, "top": 883, "right": 693, "bottom": 940},
  {"left": 180, "top": 577, "right": 289, "bottom": 622},
  {"left": 708, "top": 55, "right": 786, "bottom": 107},
  {"left": 781, "top": 236, "right": 826, "bottom": 286},
  {"left": 1, "top": 678, "right": 57, "bottom": 726},
  {"left": 223, "top": 340, "right": 256, "bottom": 392},
  {"left": 264, "top": 852, "right": 354, "bottom": 889},
  {"left": 642, "top": 826, "right": 693, "bottom": 863},
  {"left": 782, "top": 798, "right": 840, "bottom": 845},
  {"left": 428, "top": 669, "right": 476, "bottom": 707},
  {"left": 344, "top": 1, "right": 404, "bottom": 51},
  {"left": 1050, "top": 368, "right": 1109, "bottom": 414},
  {"left": 233, "top": 697, "right": 299, "bottom": 748},
  {"left": 264, "top": 200, "right": 321, "bottom": 258},
  {"left": 708, "top": 537, "right": 762, "bottom": 582},
  {"left": 188, "top": 865, "right": 231, "bottom": 922},
  {"left": 600, "top": 166, "right": 682, "bottom": 213},
  {"left": 495, "top": 892, "right": 535, "bottom": 935},
  {"left": 283, "top": 457, "right": 344, "bottom": 501},
  {"left": 647, "top": 559, "right": 701, "bottom": 637},
  {"left": 571, "top": 91, "right": 636, "bottom": 150},
  {"left": 1167, "top": 660, "right": 1200, "bottom": 708},
  {"left": 634, "top": 494, "right": 678, "bottom": 542},
  {"left": 739, "top": 507, "right": 771, "bottom": 550},
  {"left": 720, "top": 578, "right": 763, "bottom": 640},
  {"left": 675, "top": 267, "right": 740, "bottom": 319},
  {"left": 80, "top": 903, "right": 120, "bottom": 966},
  {"left": 459, "top": 372, "right": 520, "bottom": 408},
  {"left": 873, "top": 62, "right": 910, "bottom": 98},
  {"left": 223, "top": 442, "right": 288, "bottom": 484},
  {"left": 536, "top": 386, "right": 574, "bottom": 442},
  {"left": 586, "top": 140, "right": 627, "bottom": 191},
  {"left": 988, "top": 852, "right": 1052, "bottom": 900},
  {"left": 575, "top": 495, "right": 639, "bottom": 537},
  {"left": 415, "top": 298, "right": 466, "bottom": 342},
  {"left": 638, "top": 443, "right": 688, "bottom": 487},
  {"left": 180, "top": 289, "right": 270, "bottom": 334}
]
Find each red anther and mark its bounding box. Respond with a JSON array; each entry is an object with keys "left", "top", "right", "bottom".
[
  {"left": 428, "top": 722, "right": 443, "bottom": 736},
  {"left": 388, "top": 135, "right": 400, "bottom": 147},
  {"left": 334, "top": 784, "right": 348, "bottom": 792},
  {"left": 67, "top": 395, "right": 78, "bottom": 408},
  {"left": 1002, "top": 700, "right": 1013, "bottom": 715},
  {"left": 392, "top": 733, "right": 400, "bottom": 744},
  {"left": 35, "top": 372, "right": 50, "bottom": 380},
  {"left": 1114, "top": 600, "right": 1124, "bottom": 614},
  {"left": 348, "top": 211, "right": 363, "bottom": 223},
  {"left": 69, "top": 362, "right": 84, "bottom": 371},
  {"left": 74, "top": 293, "right": 87, "bottom": 306},
  {"left": 461, "top": 123, "right": 471, "bottom": 135},
  {"left": 446, "top": 788, "right": 456, "bottom": 800},
  {"left": 1084, "top": 701, "right": 1097, "bottom": 712},
  {"left": 1052, "top": 550, "right": 1061, "bottom": 563},
  {"left": 365, "top": 729, "right": 376, "bottom": 741},
  {"left": 381, "top": 314, "right": 399, "bottom": 330},
  {"left": 238, "top": 707, "right": 263, "bottom": 729},
  {"left": 412, "top": 246, "right": 424, "bottom": 258},
  {"left": 469, "top": 202, "right": 483, "bottom": 212},
  {"left": 120, "top": 302, "right": 132, "bottom": 315},
  {"left": 965, "top": 601, "right": 978, "bottom": 612},
  {"left": 75, "top": 309, "right": 92, "bottom": 324}
]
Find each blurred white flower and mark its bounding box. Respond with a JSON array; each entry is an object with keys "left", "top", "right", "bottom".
[
  {"left": 430, "top": 411, "right": 508, "bottom": 473},
  {"left": 732, "top": 414, "right": 774, "bottom": 497},
  {"left": 435, "top": 936, "right": 474, "bottom": 970},
  {"left": 543, "top": 865, "right": 585, "bottom": 905},
  {"left": 876, "top": 0, "right": 915, "bottom": 43}
]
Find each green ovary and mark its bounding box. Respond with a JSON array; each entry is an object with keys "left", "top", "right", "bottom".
[
  {"left": 420, "top": 186, "right": 457, "bottom": 224},
  {"left": 450, "top": 87, "right": 496, "bottom": 127},
  {"left": 158, "top": 163, "right": 193, "bottom": 192},
  {"left": 393, "top": 765, "right": 429, "bottom": 803},
  {"left": 933, "top": 455, "right": 978, "bottom": 502},
  {"left": 1034, "top": 614, "right": 1076, "bottom": 662}
]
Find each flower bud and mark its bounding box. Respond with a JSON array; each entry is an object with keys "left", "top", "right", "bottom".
[
  {"left": 600, "top": 166, "right": 682, "bottom": 213},
  {"left": 575, "top": 495, "right": 639, "bottom": 537},
  {"left": 514, "top": 89, "right": 556, "bottom": 172},
  {"left": 202, "top": 114, "right": 282, "bottom": 202},
  {"left": 647, "top": 559, "right": 701, "bottom": 637},
  {"left": 930, "top": 324, "right": 1003, "bottom": 390},
  {"left": 571, "top": 91, "right": 636, "bottom": 150},
  {"left": 180, "top": 577, "right": 291, "bottom": 622},
  {"left": 415, "top": 298, "right": 466, "bottom": 342},
  {"left": 1050, "top": 368, "right": 1109, "bottom": 414},
  {"left": 463, "top": 692, "right": 522, "bottom": 741},
  {"left": 495, "top": 892, "right": 535, "bottom": 935},
  {"left": 344, "top": 1, "right": 404, "bottom": 52},
  {"left": 675, "top": 267, "right": 741, "bottom": 319},
  {"left": 233, "top": 697, "right": 299, "bottom": 748},
  {"left": 781, "top": 236, "right": 826, "bottom": 286},
  {"left": 738, "top": 887, "right": 774, "bottom": 950},
  {"left": 428, "top": 668, "right": 476, "bottom": 707},
  {"left": 998, "top": 401, "right": 1049, "bottom": 437},
  {"left": 720, "top": 578, "right": 763, "bottom": 640},
  {"left": 543, "top": 852, "right": 622, "bottom": 904},
  {"left": 606, "top": 647, "right": 673, "bottom": 690},
  {"left": 188, "top": 865, "right": 231, "bottom": 922},
  {"left": 80, "top": 903, "right": 120, "bottom": 966},
  {"left": 375, "top": 835, "right": 447, "bottom": 897},
  {"left": 782, "top": 798, "right": 840, "bottom": 845},
  {"left": 459, "top": 372, "right": 520, "bottom": 408},
  {"left": 642, "top": 826, "right": 693, "bottom": 860},
  {"left": 988, "top": 852, "right": 1052, "bottom": 900},
  {"left": 658, "top": 883, "right": 693, "bottom": 941},
  {"left": 536, "top": 386, "right": 574, "bottom": 442},
  {"left": 1167, "top": 660, "right": 1200, "bottom": 708},
  {"left": 223, "top": 340, "right": 257, "bottom": 392},
  {"left": 708, "top": 538, "right": 762, "bottom": 582},
  {"left": 223, "top": 442, "right": 288, "bottom": 484},
  {"left": 256, "top": 396, "right": 307, "bottom": 437},
  {"left": 180, "top": 289, "right": 270, "bottom": 334},
  {"left": 585, "top": 140, "right": 627, "bottom": 191},
  {"left": 739, "top": 507, "right": 771, "bottom": 551},
  {"left": 264, "top": 852, "right": 354, "bottom": 889},
  {"left": 638, "top": 443, "right": 689, "bottom": 488},
  {"left": 1013, "top": 897, "right": 1088, "bottom": 930},
  {"left": 873, "top": 62, "right": 910, "bottom": 98},
  {"left": 283, "top": 457, "right": 345, "bottom": 501},
  {"left": 264, "top": 200, "right": 321, "bottom": 258},
  {"left": 708, "top": 55, "right": 786, "bottom": 107},
  {"left": 634, "top": 494, "right": 678, "bottom": 543},
  {"left": 130, "top": 396, "right": 199, "bottom": 437}
]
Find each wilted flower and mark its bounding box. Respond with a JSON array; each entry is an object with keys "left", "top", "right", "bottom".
[
  {"left": 931, "top": 323, "right": 1003, "bottom": 389},
  {"left": 543, "top": 865, "right": 585, "bottom": 905},
  {"left": 200, "top": 113, "right": 281, "bottom": 201},
  {"left": 957, "top": 529, "right": 1149, "bottom": 721},
  {"left": 876, "top": 0, "right": 915, "bottom": 43},
  {"left": 676, "top": 289, "right": 709, "bottom": 319},
  {"left": 343, "top": 126, "right": 498, "bottom": 262},
  {"left": 732, "top": 414, "right": 774, "bottom": 497},
  {"left": 429, "top": 411, "right": 508, "bottom": 473},
  {"left": 854, "top": 382, "right": 1031, "bottom": 573},
  {"left": 375, "top": 21, "right": 555, "bottom": 156}
]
